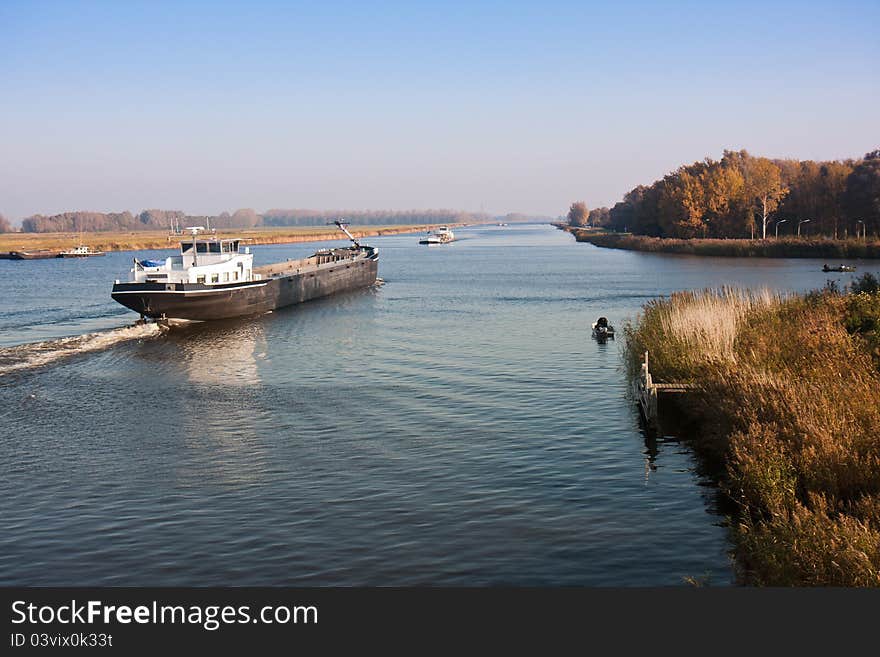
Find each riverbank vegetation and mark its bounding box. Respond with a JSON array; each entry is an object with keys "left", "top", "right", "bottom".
[
  {"left": 0, "top": 224, "right": 454, "bottom": 253},
  {"left": 569, "top": 148, "right": 880, "bottom": 240},
  {"left": 624, "top": 277, "right": 880, "bottom": 585},
  {"left": 571, "top": 232, "right": 880, "bottom": 259}
]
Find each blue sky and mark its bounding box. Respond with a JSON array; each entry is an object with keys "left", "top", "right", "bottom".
[{"left": 1, "top": 0, "right": 878, "bottom": 219}]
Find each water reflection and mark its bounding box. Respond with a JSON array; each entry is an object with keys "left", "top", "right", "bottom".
[
  {"left": 164, "top": 319, "right": 270, "bottom": 488},
  {"left": 642, "top": 429, "right": 659, "bottom": 484},
  {"left": 169, "top": 319, "right": 266, "bottom": 388}
]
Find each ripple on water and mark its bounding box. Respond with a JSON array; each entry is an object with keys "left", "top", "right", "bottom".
[{"left": 0, "top": 225, "right": 747, "bottom": 586}]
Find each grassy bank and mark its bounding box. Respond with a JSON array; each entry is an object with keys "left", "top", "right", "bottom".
[
  {"left": 0, "top": 224, "right": 461, "bottom": 253},
  {"left": 573, "top": 232, "right": 880, "bottom": 259},
  {"left": 625, "top": 277, "right": 880, "bottom": 585}
]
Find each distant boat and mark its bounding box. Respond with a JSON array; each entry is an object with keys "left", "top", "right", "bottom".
[
  {"left": 58, "top": 245, "right": 105, "bottom": 258},
  {"left": 822, "top": 264, "right": 856, "bottom": 272},
  {"left": 419, "top": 226, "right": 455, "bottom": 245},
  {"left": 497, "top": 222, "right": 509, "bottom": 226}
]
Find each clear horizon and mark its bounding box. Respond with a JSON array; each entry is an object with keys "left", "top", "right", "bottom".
[{"left": 1, "top": 0, "right": 878, "bottom": 221}]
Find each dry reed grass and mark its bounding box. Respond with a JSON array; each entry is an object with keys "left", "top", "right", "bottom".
[
  {"left": 624, "top": 288, "right": 784, "bottom": 381},
  {"left": 626, "top": 287, "right": 880, "bottom": 585}
]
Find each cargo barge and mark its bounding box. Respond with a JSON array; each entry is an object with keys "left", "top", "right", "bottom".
[
  {"left": 0, "top": 249, "right": 61, "bottom": 260},
  {"left": 111, "top": 222, "right": 378, "bottom": 321}
]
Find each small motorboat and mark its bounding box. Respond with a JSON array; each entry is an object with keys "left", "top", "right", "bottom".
[
  {"left": 592, "top": 316, "right": 615, "bottom": 340},
  {"left": 822, "top": 264, "right": 856, "bottom": 272}
]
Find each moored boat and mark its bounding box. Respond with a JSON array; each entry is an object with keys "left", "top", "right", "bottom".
[
  {"left": 0, "top": 249, "right": 61, "bottom": 260},
  {"left": 58, "top": 245, "right": 105, "bottom": 258},
  {"left": 111, "top": 222, "right": 378, "bottom": 321}
]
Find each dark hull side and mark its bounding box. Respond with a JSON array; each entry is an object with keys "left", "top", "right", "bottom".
[
  {"left": 0, "top": 251, "right": 61, "bottom": 260},
  {"left": 112, "top": 256, "right": 378, "bottom": 320}
]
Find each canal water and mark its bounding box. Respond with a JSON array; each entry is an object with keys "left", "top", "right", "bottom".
[{"left": 1, "top": 224, "right": 874, "bottom": 585}]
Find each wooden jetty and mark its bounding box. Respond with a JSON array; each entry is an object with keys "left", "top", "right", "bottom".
[{"left": 633, "top": 351, "right": 694, "bottom": 430}]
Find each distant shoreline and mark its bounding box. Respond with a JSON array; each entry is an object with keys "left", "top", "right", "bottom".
[
  {"left": 556, "top": 225, "right": 880, "bottom": 259},
  {"left": 0, "top": 224, "right": 466, "bottom": 254}
]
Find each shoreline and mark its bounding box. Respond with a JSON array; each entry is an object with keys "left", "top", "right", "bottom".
[
  {"left": 557, "top": 225, "right": 880, "bottom": 259},
  {"left": 0, "top": 223, "right": 467, "bottom": 255},
  {"left": 625, "top": 284, "right": 880, "bottom": 585}
]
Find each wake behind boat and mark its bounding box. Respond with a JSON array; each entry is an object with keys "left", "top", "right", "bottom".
[{"left": 111, "top": 222, "right": 378, "bottom": 321}]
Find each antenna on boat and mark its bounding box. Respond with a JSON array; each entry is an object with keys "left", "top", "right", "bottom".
[
  {"left": 331, "top": 220, "right": 360, "bottom": 248},
  {"left": 185, "top": 226, "right": 204, "bottom": 266}
]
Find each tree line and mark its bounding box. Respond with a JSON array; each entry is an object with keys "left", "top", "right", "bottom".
[
  {"left": 14, "top": 208, "right": 489, "bottom": 233},
  {"left": 261, "top": 209, "right": 486, "bottom": 227},
  {"left": 569, "top": 148, "right": 880, "bottom": 239}
]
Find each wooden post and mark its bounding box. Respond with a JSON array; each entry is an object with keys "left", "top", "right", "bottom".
[{"left": 634, "top": 350, "right": 659, "bottom": 428}]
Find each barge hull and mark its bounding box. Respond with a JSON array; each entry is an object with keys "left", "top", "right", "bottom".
[
  {"left": 0, "top": 250, "right": 61, "bottom": 260},
  {"left": 112, "top": 256, "right": 378, "bottom": 320}
]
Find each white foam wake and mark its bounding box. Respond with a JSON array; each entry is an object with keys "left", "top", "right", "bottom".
[{"left": 0, "top": 323, "right": 163, "bottom": 376}]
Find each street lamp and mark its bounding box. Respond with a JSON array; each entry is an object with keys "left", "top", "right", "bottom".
[
  {"left": 797, "top": 218, "right": 811, "bottom": 237},
  {"left": 775, "top": 219, "right": 788, "bottom": 238}
]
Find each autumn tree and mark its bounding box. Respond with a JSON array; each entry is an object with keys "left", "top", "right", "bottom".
[
  {"left": 817, "top": 161, "right": 852, "bottom": 237},
  {"left": 606, "top": 148, "right": 867, "bottom": 240},
  {"left": 744, "top": 157, "right": 788, "bottom": 238},
  {"left": 588, "top": 206, "right": 610, "bottom": 227},
  {"left": 844, "top": 150, "right": 880, "bottom": 237},
  {"left": 232, "top": 208, "right": 260, "bottom": 228},
  {"left": 567, "top": 201, "right": 589, "bottom": 227},
  {"left": 658, "top": 165, "right": 708, "bottom": 237},
  {"left": 616, "top": 184, "right": 663, "bottom": 236},
  {"left": 0, "top": 213, "right": 12, "bottom": 233}
]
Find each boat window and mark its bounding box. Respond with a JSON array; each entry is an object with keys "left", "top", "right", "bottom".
[
  {"left": 223, "top": 272, "right": 229, "bottom": 282},
  {"left": 211, "top": 274, "right": 219, "bottom": 283},
  {"left": 181, "top": 243, "right": 193, "bottom": 253},
  {"left": 196, "top": 243, "right": 209, "bottom": 253},
  {"left": 196, "top": 275, "right": 206, "bottom": 284},
  {"left": 233, "top": 271, "right": 239, "bottom": 281},
  {"left": 209, "top": 243, "right": 221, "bottom": 254}
]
